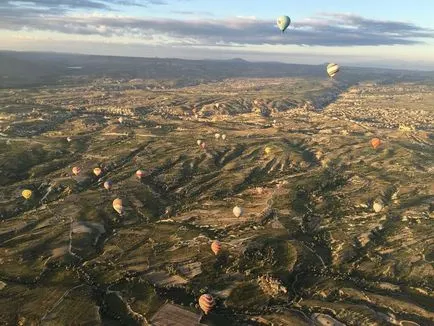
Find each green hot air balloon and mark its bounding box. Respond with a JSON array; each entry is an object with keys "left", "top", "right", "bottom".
[{"left": 277, "top": 15, "right": 291, "bottom": 33}]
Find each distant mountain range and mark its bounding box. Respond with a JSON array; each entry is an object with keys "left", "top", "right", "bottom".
[{"left": 1, "top": 50, "right": 433, "bottom": 88}]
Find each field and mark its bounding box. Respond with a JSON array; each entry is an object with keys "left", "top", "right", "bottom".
[{"left": 0, "top": 52, "right": 433, "bottom": 325}]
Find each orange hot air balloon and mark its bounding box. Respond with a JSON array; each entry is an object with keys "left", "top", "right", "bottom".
[
  {"left": 93, "top": 167, "right": 102, "bottom": 177},
  {"left": 72, "top": 166, "right": 81, "bottom": 175},
  {"left": 104, "top": 180, "right": 112, "bottom": 190},
  {"left": 211, "top": 240, "right": 222, "bottom": 255},
  {"left": 112, "top": 198, "right": 124, "bottom": 216},
  {"left": 371, "top": 138, "right": 381, "bottom": 149},
  {"left": 198, "top": 294, "right": 215, "bottom": 315}
]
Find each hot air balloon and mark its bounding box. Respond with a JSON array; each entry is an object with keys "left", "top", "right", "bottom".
[
  {"left": 21, "top": 189, "right": 33, "bottom": 200},
  {"left": 198, "top": 294, "right": 215, "bottom": 315},
  {"left": 136, "top": 169, "right": 146, "bottom": 179},
  {"left": 118, "top": 117, "right": 124, "bottom": 124},
  {"left": 264, "top": 147, "right": 272, "bottom": 155},
  {"left": 197, "top": 139, "right": 202, "bottom": 146},
  {"left": 211, "top": 240, "right": 222, "bottom": 255},
  {"left": 104, "top": 180, "right": 112, "bottom": 190},
  {"left": 201, "top": 142, "right": 206, "bottom": 150},
  {"left": 277, "top": 15, "right": 291, "bottom": 33},
  {"left": 327, "top": 63, "right": 340, "bottom": 78},
  {"left": 72, "top": 166, "right": 81, "bottom": 176},
  {"left": 215, "top": 133, "right": 221, "bottom": 140},
  {"left": 93, "top": 167, "right": 102, "bottom": 177},
  {"left": 221, "top": 134, "right": 227, "bottom": 141},
  {"left": 112, "top": 198, "right": 124, "bottom": 216},
  {"left": 233, "top": 206, "right": 243, "bottom": 218},
  {"left": 371, "top": 138, "right": 381, "bottom": 149},
  {"left": 66, "top": 137, "right": 72, "bottom": 143},
  {"left": 373, "top": 199, "right": 384, "bottom": 213}
]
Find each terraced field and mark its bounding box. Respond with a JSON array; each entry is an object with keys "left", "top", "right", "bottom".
[{"left": 0, "top": 75, "right": 433, "bottom": 325}]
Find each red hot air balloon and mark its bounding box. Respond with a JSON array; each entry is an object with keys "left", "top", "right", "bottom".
[
  {"left": 72, "top": 166, "right": 81, "bottom": 175},
  {"left": 136, "top": 169, "right": 146, "bottom": 179},
  {"left": 201, "top": 142, "right": 206, "bottom": 150},
  {"left": 371, "top": 138, "right": 381, "bottom": 149},
  {"left": 199, "top": 294, "right": 215, "bottom": 315},
  {"left": 211, "top": 240, "right": 222, "bottom": 255}
]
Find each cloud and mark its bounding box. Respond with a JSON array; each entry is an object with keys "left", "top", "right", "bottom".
[
  {"left": 0, "top": 0, "right": 166, "bottom": 13},
  {"left": 1, "top": 2, "right": 433, "bottom": 47}
]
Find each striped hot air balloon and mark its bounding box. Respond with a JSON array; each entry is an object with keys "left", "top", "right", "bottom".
[
  {"left": 211, "top": 240, "right": 222, "bottom": 255},
  {"left": 72, "top": 166, "right": 81, "bottom": 176},
  {"left": 327, "top": 63, "right": 340, "bottom": 78},
  {"left": 198, "top": 294, "right": 215, "bottom": 315},
  {"left": 136, "top": 169, "right": 146, "bottom": 179},
  {"left": 371, "top": 138, "right": 381, "bottom": 149},
  {"left": 93, "top": 167, "right": 102, "bottom": 177},
  {"left": 112, "top": 198, "right": 124, "bottom": 216}
]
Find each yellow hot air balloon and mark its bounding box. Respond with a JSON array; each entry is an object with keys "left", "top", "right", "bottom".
[
  {"left": 22, "top": 189, "right": 33, "bottom": 200},
  {"left": 198, "top": 294, "right": 215, "bottom": 315},
  {"left": 211, "top": 240, "right": 222, "bottom": 255},
  {"left": 93, "top": 167, "right": 102, "bottom": 177},
  {"left": 264, "top": 147, "right": 272, "bottom": 155},
  {"left": 327, "top": 63, "right": 340, "bottom": 78},
  {"left": 112, "top": 198, "right": 124, "bottom": 216}
]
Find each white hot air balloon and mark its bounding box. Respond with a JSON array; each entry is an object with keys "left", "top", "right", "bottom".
[
  {"left": 233, "top": 206, "right": 243, "bottom": 218},
  {"left": 197, "top": 139, "right": 202, "bottom": 146},
  {"left": 221, "top": 134, "right": 227, "bottom": 140},
  {"left": 215, "top": 133, "right": 221, "bottom": 140}
]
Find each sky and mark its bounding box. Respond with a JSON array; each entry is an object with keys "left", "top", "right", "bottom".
[{"left": 1, "top": 0, "right": 434, "bottom": 70}]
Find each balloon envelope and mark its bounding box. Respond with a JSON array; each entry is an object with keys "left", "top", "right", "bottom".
[
  {"left": 201, "top": 142, "right": 206, "bottom": 149},
  {"left": 104, "top": 180, "right": 112, "bottom": 190},
  {"left": 214, "top": 133, "right": 221, "bottom": 139},
  {"left": 211, "top": 240, "right": 222, "bottom": 255},
  {"left": 72, "top": 167, "right": 81, "bottom": 175},
  {"left": 93, "top": 167, "right": 102, "bottom": 176},
  {"left": 221, "top": 134, "right": 227, "bottom": 140},
  {"left": 233, "top": 206, "right": 243, "bottom": 218},
  {"left": 197, "top": 139, "right": 202, "bottom": 146},
  {"left": 112, "top": 198, "right": 124, "bottom": 215},
  {"left": 277, "top": 15, "right": 291, "bottom": 32},
  {"left": 66, "top": 137, "right": 72, "bottom": 142},
  {"left": 198, "top": 294, "right": 215, "bottom": 315},
  {"left": 327, "top": 63, "right": 340, "bottom": 78},
  {"left": 136, "top": 170, "right": 146, "bottom": 179},
  {"left": 22, "top": 189, "right": 32, "bottom": 200},
  {"left": 371, "top": 138, "right": 381, "bottom": 149},
  {"left": 264, "top": 147, "right": 272, "bottom": 155}
]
